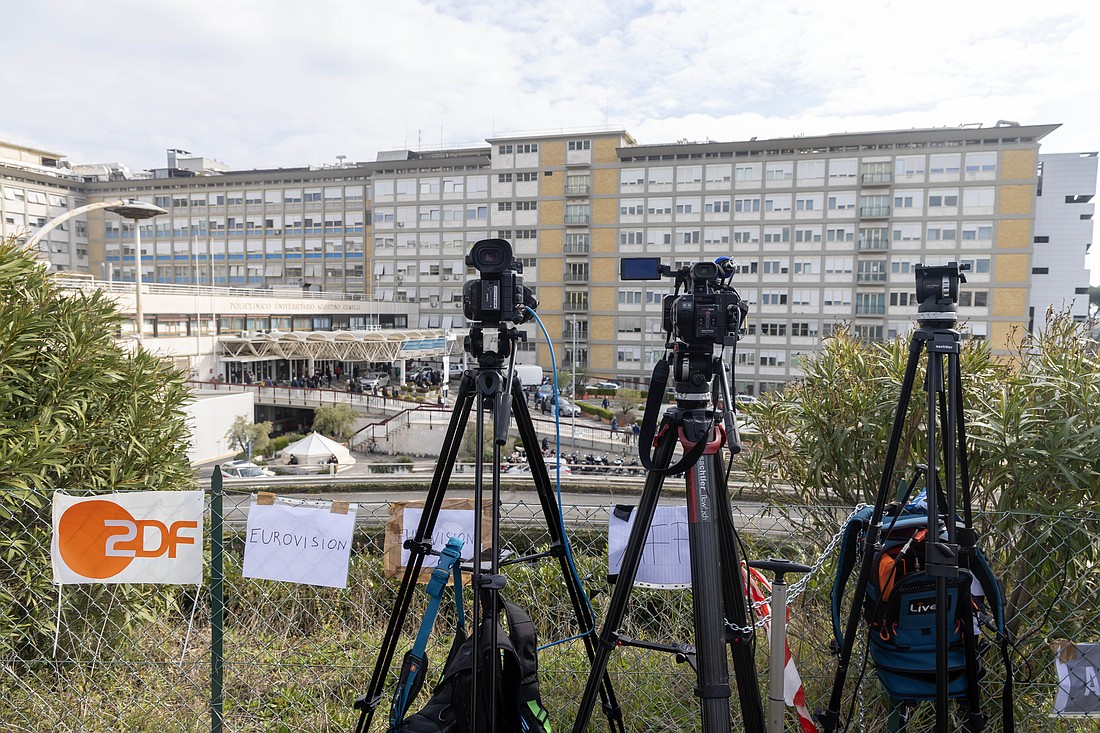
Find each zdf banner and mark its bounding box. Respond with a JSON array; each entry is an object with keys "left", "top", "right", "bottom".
[{"left": 51, "top": 491, "right": 204, "bottom": 585}]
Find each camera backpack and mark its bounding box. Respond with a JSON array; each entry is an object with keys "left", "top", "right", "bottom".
[
  {"left": 392, "top": 596, "right": 552, "bottom": 733},
  {"left": 831, "top": 501, "right": 1014, "bottom": 723}
]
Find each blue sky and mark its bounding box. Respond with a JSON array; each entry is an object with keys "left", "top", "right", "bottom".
[{"left": 3, "top": 0, "right": 1097, "bottom": 279}]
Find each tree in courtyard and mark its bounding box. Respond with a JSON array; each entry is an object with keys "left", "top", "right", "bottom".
[
  {"left": 0, "top": 236, "right": 196, "bottom": 660},
  {"left": 226, "top": 415, "right": 273, "bottom": 457},
  {"left": 311, "top": 402, "right": 357, "bottom": 441}
]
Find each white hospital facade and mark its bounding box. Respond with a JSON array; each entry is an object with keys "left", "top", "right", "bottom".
[{"left": 1, "top": 123, "right": 1094, "bottom": 394}]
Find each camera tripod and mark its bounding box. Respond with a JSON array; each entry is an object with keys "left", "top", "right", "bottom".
[
  {"left": 354, "top": 323, "right": 624, "bottom": 733},
  {"left": 819, "top": 319, "right": 990, "bottom": 733},
  {"left": 571, "top": 353, "right": 765, "bottom": 733}
]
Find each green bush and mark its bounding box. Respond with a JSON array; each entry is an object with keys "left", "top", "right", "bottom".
[{"left": 578, "top": 402, "right": 613, "bottom": 421}]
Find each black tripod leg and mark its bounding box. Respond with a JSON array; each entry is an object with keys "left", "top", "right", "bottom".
[
  {"left": 713, "top": 451, "right": 766, "bottom": 732},
  {"left": 571, "top": 424, "right": 678, "bottom": 733},
  {"left": 510, "top": 381, "right": 625, "bottom": 732},
  {"left": 820, "top": 338, "right": 924, "bottom": 733},
  {"left": 354, "top": 374, "right": 476, "bottom": 733}
]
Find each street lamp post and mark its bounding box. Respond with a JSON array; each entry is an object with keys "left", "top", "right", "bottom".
[
  {"left": 22, "top": 198, "right": 167, "bottom": 347},
  {"left": 104, "top": 201, "right": 169, "bottom": 347},
  {"left": 571, "top": 317, "right": 577, "bottom": 456}
]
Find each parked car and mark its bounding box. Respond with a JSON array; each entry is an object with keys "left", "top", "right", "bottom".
[
  {"left": 592, "top": 381, "right": 620, "bottom": 392},
  {"left": 554, "top": 397, "right": 581, "bottom": 418},
  {"left": 535, "top": 384, "right": 557, "bottom": 402},
  {"left": 448, "top": 363, "right": 466, "bottom": 379},
  {"left": 735, "top": 394, "right": 760, "bottom": 406},
  {"left": 220, "top": 460, "right": 274, "bottom": 479},
  {"left": 361, "top": 371, "right": 390, "bottom": 389}
]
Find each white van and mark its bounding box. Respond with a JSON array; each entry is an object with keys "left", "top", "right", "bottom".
[{"left": 514, "top": 364, "right": 544, "bottom": 387}]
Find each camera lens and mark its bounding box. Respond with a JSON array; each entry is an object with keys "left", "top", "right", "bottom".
[
  {"left": 477, "top": 247, "right": 503, "bottom": 267},
  {"left": 466, "top": 238, "right": 513, "bottom": 274}
]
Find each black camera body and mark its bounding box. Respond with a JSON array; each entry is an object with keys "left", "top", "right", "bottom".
[
  {"left": 621, "top": 257, "right": 747, "bottom": 390},
  {"left": 663, "top": 262, "right": 746, "bottom": 349},
  {"left": 914, "top": 261, "right": 969, "bottom": 325},
  {"left": 462, "top": 239, "right": 538, "bottom": 326}
]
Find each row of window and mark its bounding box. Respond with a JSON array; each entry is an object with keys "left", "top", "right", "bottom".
[
  {"left": 616, "top": 221, "right": 995, "bottom": 247},
  {"left": 152, "top": 187, "right": 366, "bottom": 208},
  {"left": 2, "top": 187, "right": 70, "bottom": 207},
  {"left": 618, "top": 153, "right": 999, "bottom": 190},
  {"left": 617, "top": 188, "right": 996, "bottom": 218}
]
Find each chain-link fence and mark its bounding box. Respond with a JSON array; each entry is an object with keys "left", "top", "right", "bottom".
[{"left": 1, "top": 486, "right": 1097, "bottom": 732}]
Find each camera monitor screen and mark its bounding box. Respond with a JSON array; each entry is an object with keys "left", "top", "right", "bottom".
[{"left": 619, "top": 257, "right": 662, "bottom": 281}]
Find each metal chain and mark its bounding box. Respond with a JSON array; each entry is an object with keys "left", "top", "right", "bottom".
[
  {"left": 786, "top": 503, "right": 867, "bottom": 604},
  {"left": 725, "top": 504, "right": 868, "bottom": 635}
]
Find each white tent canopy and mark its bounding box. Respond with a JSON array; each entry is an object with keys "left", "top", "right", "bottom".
[{"left": 284, "top": 432, "right": 355, "bottom": 465}]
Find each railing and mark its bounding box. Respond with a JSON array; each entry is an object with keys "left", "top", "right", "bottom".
[
  {"left": 858, "top": 206, "right": 891, "bottom": 218},
  {"left": 856, "top": 272, "right": 888, "bottom": 282},
  {"left": 563, "top": 272, "right": 590, "bottom": 283},
  {"left": 564, "top": 184, "right": 591, "bottom": 196},
  {"left": 56, "top": 279, "right": 370, "bottom": 301},
  {"left": 857, "top": 239, "right": 889, "bottom": 251},
  {"left": 564, "top": 214, "right": 591, "bottom": 225},
  {"left": 563, "top": 302, "right": 590, "bottom": 313},
  {"left": 860, "top": 172, "right": 893, "bottom": 185}
]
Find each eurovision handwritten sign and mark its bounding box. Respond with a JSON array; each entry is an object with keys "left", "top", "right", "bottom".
[
  {"left": 242, "top": 497, "right": 357, "bottom": 588},
  {"left": 608, "top": 505, "right": 692, "bottom": 588},
  {"left": 52, "top": 491, "right": 204, "bottom": 585}
]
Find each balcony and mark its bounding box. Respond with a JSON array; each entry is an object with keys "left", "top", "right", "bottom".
[
  {"left": 564, "top": 272, "right": 590, "bottom": 283},
  {"left": 565, "top": 184, "right": 591, "bottom": 196},
  {"left": 858, "top": 238, "right": 889, "bottom": 251},
  {"left": 856, "top": 272, "right": 888, "bottom": 283},
  {"left": 855, "top": 305, "right": 886, "bottom": 316},
  {"left": 563, "top": 242, "right": 590, "bottom": 255},
  {"left": 562, "top": 328, "right": 589, "bottom": 341},
  {"left": 859, "top": 206, "right": 891, "bottom": 219},
  {"left": 860, "top": 172, "right": 893, "bottom": 186},
  {"left": 564, "top": 301, "right": 589, "bottom": 313},
  {"left": 564, "top": 214, "right": 590, "bottom": 225}
]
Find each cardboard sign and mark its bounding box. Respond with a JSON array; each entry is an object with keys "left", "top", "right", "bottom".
[
  {"left": 608, "top": 505, "right": 692, "bottom": 588},
  {"left": 242, "top": 498, "right": 357, "bottom": 588},
  {"left": 1053, "top": 641, "right": 1100, "bottom": 717},
  {"left": 52, "top": 491, "right": 204, "bottom": 585},
  {"left": 384, "top": 498, "right": 491, "bottom": 580}
]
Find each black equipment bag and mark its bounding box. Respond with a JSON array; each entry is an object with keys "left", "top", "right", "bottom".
[{"left": 395, "top": 598, "right": 552, "bottom": 733}]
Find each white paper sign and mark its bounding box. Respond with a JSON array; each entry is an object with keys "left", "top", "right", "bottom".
[
  {"left": 242, "top": 500, "right": 357, "bottom": 588},
  {"left": 400, "top": 508, "right": 477, "bottom": 568},
  {"left": 1054, "top": 643, "right": 1100, "bottom": 717},
  {"left": 608, "top": 505, "right": 692, "bottom": 588},
  {"left": 52, "top": 491, "right": 204, "bottom": 585}
]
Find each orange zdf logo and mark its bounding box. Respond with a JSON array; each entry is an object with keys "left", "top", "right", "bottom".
[{"left": 57, "top": 499, "right": 199, "bottom": 580}]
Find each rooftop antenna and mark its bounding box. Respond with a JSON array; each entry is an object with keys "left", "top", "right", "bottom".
[{"left": 336, "top": 155, "right": 346, "bottom": 167}]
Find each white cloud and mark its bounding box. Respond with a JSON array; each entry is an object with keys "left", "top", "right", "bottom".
[{"left": 2, "top": 0, "right": 1096, "bottom": 278}]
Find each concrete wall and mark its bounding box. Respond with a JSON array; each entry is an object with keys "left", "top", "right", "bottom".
[{"left": 185, "top": 390, "right": 255, "bottom": 464}]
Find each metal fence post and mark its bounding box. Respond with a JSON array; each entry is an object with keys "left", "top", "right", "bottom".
[{"left": 211, "top": 468, "right": 225, "bottom": 733}]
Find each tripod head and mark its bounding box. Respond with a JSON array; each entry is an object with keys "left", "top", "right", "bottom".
[{"left": 915, "top": 261, "right": 969, "bottom": 329}]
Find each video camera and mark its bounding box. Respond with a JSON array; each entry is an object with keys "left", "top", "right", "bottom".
[
  {"left": 621, "top": 257, "right": 747, "bottom": 391},
  {"left": 621, "top": 257, "right": 747, "bottom": 350},
  {"left": 914, "top": 261, "right": 969, "bottom": 325},
  {"left": 462, "top": 239, "right": 538, "bottom": 326}
]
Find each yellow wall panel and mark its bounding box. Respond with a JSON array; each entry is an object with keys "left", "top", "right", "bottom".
[
  {"left": 593, "top": 228, "right": 616, "bottom": 251},
  {"left": 539, "top": 229, "right": 562, "bottom": 253},
  {"left": 541, "top": 141, "right": 564, "bottom": 167},
  {"left": 994, "top": 254, "right": 1029, "bottom": 283},
  {"left": 996, "top": 219, "right": 1030, "bottom": 248},
  {"left": 593, "top": 198, "right": 618, "bottom": 225},
  {"left": 539, "top": 285, "right": 563, "bottom": 307},
  {"left": 590, "top": 315, "right": 615, "bottom": 340},
  {"left": 594, "top": 137, "right": 620, "bottom": 165},
  {"left": 589, "top": 343, "right": 614, "bottom": 372},
  {"left": 590, "top": 286, "right": 615, "bottom": 311},
  {"left": 592, "top": 258, "right": 617, "bottom": 282},
  {"left": 998, "top": 184, "right": 1034, "bottom": 215},
  {"left": 1000, "top": 149, "right": 1036, "bottom": 181},
  {"left": 541, "top": 171, "right": 563, "bottom": 197},
  {"left": 992, "top": 287, "right": 1027, "bottom": 317},
  {"left": 540, "top": 200, "right": 564, "bottom": 228},
  {"left": 593, "top": 168, "right": 618, "bottom": 195}
]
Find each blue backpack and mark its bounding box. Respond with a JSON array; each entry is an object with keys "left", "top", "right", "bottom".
[{"left": 831, "top": 501, "right": 1014, "bottom": 726}]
